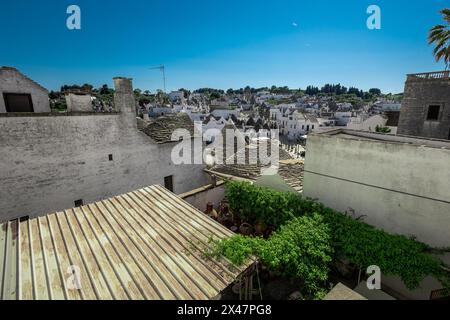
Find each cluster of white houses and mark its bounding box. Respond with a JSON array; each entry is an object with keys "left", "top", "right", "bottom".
[
  {"left": 269, "top": 105, "right": 320, "bottom": 139},
  {"left": 0, "top": 67, "right": 450, "bottom": 300}
]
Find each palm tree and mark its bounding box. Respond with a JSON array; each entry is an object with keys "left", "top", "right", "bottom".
[{"left": 428, "top": 8, "right": 450, "bottom": 69}]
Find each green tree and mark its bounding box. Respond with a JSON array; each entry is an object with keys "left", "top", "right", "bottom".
[
  {"left": 369, "top": 88, "right": 381, "bottom": 96},
  {"left": 428, "top": 8, "right": 450, "bottom": 69}
]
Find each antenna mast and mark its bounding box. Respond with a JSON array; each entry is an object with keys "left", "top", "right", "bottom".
[{"left": 149, "top": 65, "right": 166, "bottom": 93}]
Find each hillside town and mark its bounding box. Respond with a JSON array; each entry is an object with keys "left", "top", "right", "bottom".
[
  {"left": 46, "top": 82, "right": 403, "bottom": 160},
  {"left": 0, "top": 2, "right": 449, "bottom": 307}
]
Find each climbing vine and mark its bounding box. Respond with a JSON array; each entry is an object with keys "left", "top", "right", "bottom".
[
  {"left": 210, "top": 214, "right": 333, "bottom": 299},
  {"left": 216, "top": 181, "right": 450, "bottom": 292}
]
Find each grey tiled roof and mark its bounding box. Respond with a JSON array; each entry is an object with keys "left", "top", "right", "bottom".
[
  {"left": 277, "top": 162, "right": 304, "bottom": 192},
  {"left": 141, "top": 113, "right": 195, "bottom": 144},
  {"left": 210, "top": 143, "right": 304, "bottom": 192}
]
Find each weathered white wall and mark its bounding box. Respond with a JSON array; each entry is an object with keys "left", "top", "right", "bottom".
[
  {"left": 346, "top": 115, "right": 387, "bottom": 132},
  {"left": 303, "top": 132, "right": 450, "bottom": 299},
  {"left": 0, "top": 78, "right": 209, "bottom": 221},
  {"left": 65, "top": 93, "right": 92, "bottom": 112},
  {"left": 180, "top": 183, "right": 226, "bottom": 212},
  {"left": 304, "top": 133, "right": 450, "bottom": 248},
  {"left": 0, "top": 67, "right": 50, "bottom": 113}
]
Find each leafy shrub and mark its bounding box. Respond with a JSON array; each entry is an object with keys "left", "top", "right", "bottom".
[
  {"left": 211, "top": 214, "right": 333, "bottom": 298},
  {"left": 223, "top": 181, "right": 450, "bottom": 290},
  {"left": 259, "top": 214, "right": 332, "bottom": 297},
  {"left": 211, "top": 234, "right": 263, "bottom": 266}
]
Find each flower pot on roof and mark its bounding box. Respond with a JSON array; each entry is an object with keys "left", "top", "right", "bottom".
[
  {"left": 218, "top": 207, "right": 234, "bottom": 227},
  {"left": 239, "top": 222, "right": 253, "bottom": 236},
  {"left": 254, "top": 221, "right": 267, "bottom": 236}
]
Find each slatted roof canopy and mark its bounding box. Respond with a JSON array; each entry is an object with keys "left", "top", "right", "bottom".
[{"left": 0, "top": 185, "right": 250, "bottom": 300}]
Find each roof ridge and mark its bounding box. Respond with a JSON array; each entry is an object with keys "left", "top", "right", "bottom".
[{"left": 1, "top": 67, "right": 49, "bottom": 93}]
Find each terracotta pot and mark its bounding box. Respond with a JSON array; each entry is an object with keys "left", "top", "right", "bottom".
[
  {"left": 254, "top": 221, "right": 266, "bottom": 234},
  {"left": 239, "top": 222, "right": 253, "bottom": 236}
]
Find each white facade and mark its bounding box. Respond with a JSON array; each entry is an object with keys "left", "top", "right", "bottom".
[
  {"left": 304, "top": 129, "right": 450, "bottom": 299},
  {"left": 346, "top": 114, "right": 387, "bottom": 132},
  {"left": 0, "top": 78, "right": 209, "bottom": 222},
  {"left": 334, "top": 111, "right": 353, "bottom": 126},
  {"left": 0, "top": 67, "right": 50, "bottom": 113},
  {"left": 168, "top": 90, "right": 185, "bottom": 102},
  {"left": 211, "top": 108, "right": 239, "bottom": 119},
  {"left": 270, "top": 107, "right": 318, "bottom": 139},
  {"left": 305, "top": 130, "right": 450, "bottom": 247},
  {"left": 65, "top": 93, "right": 93, "bottom": 112}
]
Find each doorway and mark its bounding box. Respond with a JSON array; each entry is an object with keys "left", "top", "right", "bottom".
[{"left": 3, "top": 93, "right": 34, "bottom": 112}]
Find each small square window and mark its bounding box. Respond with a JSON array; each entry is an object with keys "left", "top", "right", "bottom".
[
  {"left": 108, "top": 154, "right": 113, "bottom": 161},
  {"left": 164, "top": 175, "right": 174, "bottom": 192},
  {"left": 426, "top": 105, "right": 440, "bottom": 121},
  {"left": 74, "top": 199, "right": 83, "bottom": 207}
]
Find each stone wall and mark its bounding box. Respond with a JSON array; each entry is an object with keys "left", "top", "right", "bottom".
[
  {"left": 180, "top": 181, "right": 226, "bottom": 212},
  {"left": 65, "top": 93, "right": 92, "bottom": 112},
  {"left": 303, "top": 131, "right": 450, "bottom": 299},
  {"left": 0, "top": 67, "right": 50, "bottom": 113},
  {"left": 304, "top": 132, "right": 450, "bottom": 248},
  {"left": 0, "top": 77, "right": 209, "bottom": 221},
  {"left": 398, "top": 75, "right": 450, "bottom": 139}
]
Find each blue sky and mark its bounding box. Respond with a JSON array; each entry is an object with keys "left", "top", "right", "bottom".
[{"left": 0, "top": 0, "right": 447, "bottom": 93}]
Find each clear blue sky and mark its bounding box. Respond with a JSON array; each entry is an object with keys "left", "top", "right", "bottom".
[{"left": 0, "top": 0, "right": 447, "bottom": 93}]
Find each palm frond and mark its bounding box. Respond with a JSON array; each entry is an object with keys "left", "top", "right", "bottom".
[
  {"left": 429, "top": 8, "right": 450, "bottom": 64},
  {"left": 440, "top": 8, "right": 450, "bottom": 23}
]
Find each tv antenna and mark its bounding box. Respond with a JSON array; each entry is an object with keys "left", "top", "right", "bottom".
[{"left": 149, "top": 65, "right": 166, "bottom": 93}]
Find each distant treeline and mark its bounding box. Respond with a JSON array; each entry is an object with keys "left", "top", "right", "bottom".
[{"left": 305, "top": 84, "right": 381, "bottom": 99}]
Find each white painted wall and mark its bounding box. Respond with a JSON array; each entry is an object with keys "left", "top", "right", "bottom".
[
  {"left": 346, "top": 114, "right": 387, "bottom": 132},
  {"left": 65, "top": 93, "right": 93, "bottom": 112},
  {"left": 0, "top": 67, "right": 50, "bottom": 113},
  {"left": 0, "top": 78, "right": 209, "bottom": 221},
  {"left": 303, "top": 131, "right": 450, "bottom": 299},
  {"left": 211, "top": 109, "right": 239, "bottom": 119},
  {"left": 304, "top": 132, "right": 450, "bottom": 247},
  {"left": 180, "top": 184, "right": 226, "bottom": 212}
]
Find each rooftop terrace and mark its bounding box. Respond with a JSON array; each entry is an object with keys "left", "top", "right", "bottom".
[
  {"left": 314, "top": 128, "right": 450, "bottom": 149},
  {"left": 407, "top": 71, "right": 450, "bottom": 81}
]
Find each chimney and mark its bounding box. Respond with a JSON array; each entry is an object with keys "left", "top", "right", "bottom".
[{"left": 113, "top": 77, "right": 135, "bottom": 114}]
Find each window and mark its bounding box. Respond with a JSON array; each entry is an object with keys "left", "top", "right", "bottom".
[
  {"left": 426, "top": 105, "right": 440, "bottom": 121},
  {"left": 3, "top": 93, "right": 34, "bottom": 112},
  {"left": 74, "top": 199, "right": 83, "bottom": 207},
  {"left": 108, "top": 154, "right": 113, "bottom": 161},
  {"left": 164, "top": 175, "right": 174, "bottom": 192},
  {"left": 312, "top": 125, "right": 315, "bottom": 130},
  {"left": 430, "top": 288, "right": 450, "bottom": 300}
]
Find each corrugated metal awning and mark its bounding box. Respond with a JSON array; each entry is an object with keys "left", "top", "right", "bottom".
[{"left": 0, "top": 185, "right": 250, "bottom": 300}]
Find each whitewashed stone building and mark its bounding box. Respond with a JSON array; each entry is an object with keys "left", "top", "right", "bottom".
[
  {"left": 0, "top": 75, "right": 209, "bottom": 222},
  {"left": 0, "top": 67, "right": 50, "bottom": 113}
]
